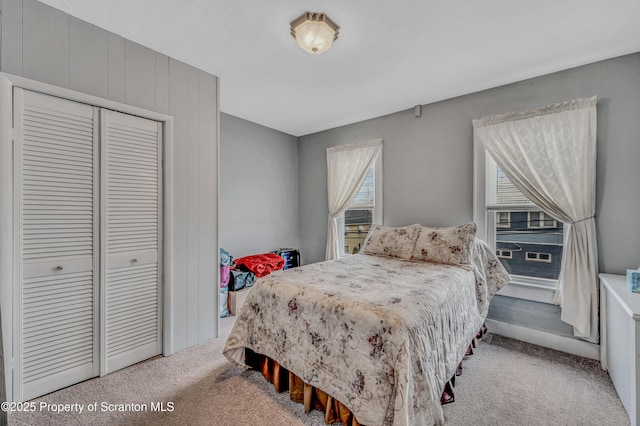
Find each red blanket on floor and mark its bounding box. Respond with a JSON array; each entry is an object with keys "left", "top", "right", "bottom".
[{"left": 234, "top": 253, "right": 285, "bottom": 278}]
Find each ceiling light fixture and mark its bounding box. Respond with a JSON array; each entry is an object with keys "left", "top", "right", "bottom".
[{"left": 290, "top": 12, "right": 340, "bottom": 55}]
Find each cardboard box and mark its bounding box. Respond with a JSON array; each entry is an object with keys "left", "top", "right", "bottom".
[{"left": 228, "top": 288, "right": 251, "bottom": 316}]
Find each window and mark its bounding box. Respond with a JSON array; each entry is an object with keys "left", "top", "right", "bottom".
[
  {"left": 340, "top": 154, "right": 382, "bottom": 256},
  {"left": 344, "top": 213, "right": 371, "bottom": 253},
  {"left": 526, "top": 252, "right": 552, "bottom": 263},
  {"left": 496, "top": 212, "right": 511, "bottom": 228},
  {"left": 528, "top": 211, "right": 557, "bottom": 228},
  {"left": 496, "top": 249, "right": 512, "bottom": 259},
  {"left": 473, "top": 147, "right": 564, "bottom": 285}
]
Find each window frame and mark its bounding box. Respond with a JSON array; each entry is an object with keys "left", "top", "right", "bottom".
[
  {"left": 473, "top": 137, "right": 564, "bottom": 295},
  {"left": 496, "top": 211, "right": 511, "bottom": 228},
  {"left": 526, "top": 252, "right": 553, "bottom": 263},
  {"left": 527, "top": 211, "right": 557, "bottom": 229},
  {"left": 338, "top": 153, "right": 383, "bottom": 257},
  {"left": 496, "top": 249, "right": 513, "bottom": 259}
]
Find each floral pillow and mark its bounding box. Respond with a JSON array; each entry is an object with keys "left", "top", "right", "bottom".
[
  {"left": 360, "top": 224, "right": 421, "bottom": 259},
  {"left": 410, "top": 222, "right": 477, "bottom": 266}
]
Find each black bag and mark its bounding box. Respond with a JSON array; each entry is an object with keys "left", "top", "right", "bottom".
[
  {"left": 229, "top": 270, "right": 256, "bottom": 291},
  {"left": 272, "top": 248, "right": 300, "bottom": 269}
]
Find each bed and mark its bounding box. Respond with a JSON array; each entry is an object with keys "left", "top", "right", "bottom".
[{"left": 223, "top": 223, "right": 509, "bottom": 425}]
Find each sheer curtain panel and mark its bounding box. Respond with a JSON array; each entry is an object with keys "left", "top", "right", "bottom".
[
  {"left": 326, "top": 139, "right": 382, "bottom": 260},
  {"left": 473, "top": 97, "right": 598, "bottom": 342}
]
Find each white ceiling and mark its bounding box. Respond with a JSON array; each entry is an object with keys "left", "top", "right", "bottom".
[{"left": 39, "top": 0, "right": 640, "bottom": 136}]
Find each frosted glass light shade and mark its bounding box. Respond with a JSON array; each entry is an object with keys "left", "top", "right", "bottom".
[{"left": 290, "top": 12, "right": 339, "bottom": 55}]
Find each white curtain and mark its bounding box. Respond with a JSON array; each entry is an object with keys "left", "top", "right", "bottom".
[
  {"left": 473, "top": 96, "right": 598, "bottom": 342},
  {"left": 326, "top": 139, "right": 382, "bottom": 260}
]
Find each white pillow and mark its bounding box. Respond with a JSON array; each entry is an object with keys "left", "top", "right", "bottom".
[
  {"left": 360, "top": 224, "right": 421, "bottom": 259},
  {"left": 410, "top": 222, "right": 477, "bottom": 265}
]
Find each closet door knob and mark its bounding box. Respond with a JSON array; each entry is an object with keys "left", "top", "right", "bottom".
[
  {"left": 54, "top": 265, "right": 63, "bottom": 271},
  {"left": 130, "top": 258, "right": 138, "bottom": 264}
]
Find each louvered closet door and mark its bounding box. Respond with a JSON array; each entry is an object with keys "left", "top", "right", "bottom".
[
  {"left": 15, "top": 89, "right": 99, "bottom": 400},
  {"left": 101, "top": 110, "right": 162, "bottom": 375}
]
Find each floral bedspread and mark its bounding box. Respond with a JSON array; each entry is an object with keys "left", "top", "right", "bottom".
[{"left": 223, "top": 241, "right": 509, "bottom": 426}]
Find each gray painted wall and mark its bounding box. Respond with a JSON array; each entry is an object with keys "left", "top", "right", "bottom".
[
  {"left": 0, "top": 0, "right": 219, "bottom": 400},
  {"left": 220, "top": 113, "right": 298, "bottom": 258},
  {"left": 299, "top": 53, "right": 640, "bottom": 274}
]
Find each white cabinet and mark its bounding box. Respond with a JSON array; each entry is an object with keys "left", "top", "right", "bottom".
[
  {"left": 15, "top": 90, "right": 99, "bottom": 399},
  {"left": 600, "top": 273, "right": 640, "bottom": 426},
  {"left": 13, "top": 89, "right": 163, "bottom": 401},
  {"left": 101, "top": 110, "right": 162, "bottom": 375}
]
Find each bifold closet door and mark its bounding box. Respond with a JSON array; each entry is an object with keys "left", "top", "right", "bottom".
[
  {"left": 15, "top": 89, "right": 99, "bottom": 400},
  {"left": 101, "top": 110, "right": 162, "bottom": 375}
]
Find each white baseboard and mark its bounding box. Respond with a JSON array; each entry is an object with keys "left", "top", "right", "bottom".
[{"left": 485, "top": 319, "right": 600, "bottom": 360}]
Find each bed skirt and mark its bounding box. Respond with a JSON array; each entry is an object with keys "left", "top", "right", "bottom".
[{"left": 244, "top": 323, "right": 488, "bottom": 425}]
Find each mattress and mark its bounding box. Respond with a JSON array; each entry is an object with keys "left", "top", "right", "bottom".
[{"left": 224, "top": 242, "right": 508, "bottom": 425}]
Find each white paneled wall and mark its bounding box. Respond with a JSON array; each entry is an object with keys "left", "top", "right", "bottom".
[
  {"left": 69, "top": 18, "right": 108, "bottom": 98},
  {"left": 0, "top": 0, "right": 219, "bottom": 402},
  {"left": 197, "top": 74, "right": 217, "bottom": 345}
]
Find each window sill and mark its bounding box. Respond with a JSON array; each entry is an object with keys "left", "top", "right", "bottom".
[
  {"left": 496, "top": 277, "right": 557, "bottom": 304},
  {"left": 510, "top": 274, "right": 558, "bottom": 289}
]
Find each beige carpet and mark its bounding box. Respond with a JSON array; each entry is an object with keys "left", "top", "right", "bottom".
[{"left": 8, "top": 317, "right": 629, "bottom": 426}]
